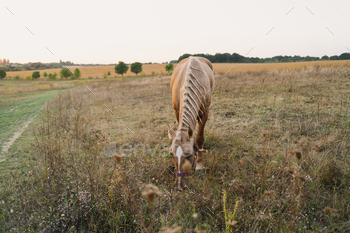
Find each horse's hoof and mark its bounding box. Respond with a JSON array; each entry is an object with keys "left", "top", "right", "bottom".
[{"left": 195, "top": 168, "right": 205, "bottom": 175}]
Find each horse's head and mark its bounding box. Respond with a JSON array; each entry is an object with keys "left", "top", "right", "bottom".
[{"left": 167, "top": 124, "right": 198, "bottom": 191}]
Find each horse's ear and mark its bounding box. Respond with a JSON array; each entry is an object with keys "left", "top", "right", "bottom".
[
  {"left": 188, "top": 127, "right": 193, "bottom": 138},
  {"left": 167, "top": 124, "right": 175, "bottom": 140}
]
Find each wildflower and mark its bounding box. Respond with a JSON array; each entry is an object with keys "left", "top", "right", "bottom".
[
  {"left": 142, "top": 184, "right": 162, "bottom": 204},
  {"left": 226, "top": 220, "right": 238, "bottom": 227}
]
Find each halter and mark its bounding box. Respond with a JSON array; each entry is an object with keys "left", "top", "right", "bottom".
[{"left": 175, "top": 141, "right": 199, "bottom": 178}]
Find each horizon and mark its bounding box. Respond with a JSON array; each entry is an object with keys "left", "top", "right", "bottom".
[
  {"left": 2, "top": 52, "right": 348, "bottom": 65},
  {"left": 1, "top": 0, "right": 349, "bottom": 64}
]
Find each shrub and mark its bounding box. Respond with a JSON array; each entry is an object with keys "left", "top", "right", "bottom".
[
  {"left": 25, "top": 75, "right": 32, "bottom": 80},
  {"left": 165, "top": 63, "right": 174, "bottom": 74},
  {"left": 32, "top": 71, "right": 41, "bottom": 79},
  {"left": 14, "top": 75, "right": 21, "bottom": 79},
  {"left": 0, "top": 69, "right": 6, "bottom": 79},
  {"left": 88, "top": 76, "right": 93, "bottom": 79},
  {"left": 73, "top": 68, "right": 81, "bottom": 79}
]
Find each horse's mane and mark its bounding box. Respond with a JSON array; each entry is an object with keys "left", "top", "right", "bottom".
[{"left": 180, "top": 57, "right": 208, "bottom": 131}]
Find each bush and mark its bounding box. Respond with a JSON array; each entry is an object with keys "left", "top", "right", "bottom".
[
  {"left": 0, "top": 69, "right": 6, "bottom": 79},
  {"left": 73, "top": 68, "right": 81, "bottom": 79},
  {"left": 165, "top": 63, "right": 174, "bottom": 74},
  {"left": 32, "top": 71, "right": 40, "bottom": 79},
  {"left": 25, "top": 75, "right": 32, "bottom": 80},
  {"left": 48, "top": 72, "right": 58, "bottom": 80},
  {"left": 14, "top": 75, "right": 21, "bottom": 79},
  {"left": 88, "top": 76, "right": 93, "bottom": 79}
]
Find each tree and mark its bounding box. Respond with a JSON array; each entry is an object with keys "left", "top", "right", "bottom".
[
  {"left": 43, "top": 72, "right": 48, "bottom": 78},
  {"left": 107, "top": 71, "right": 111, "bottom": 76},
  {"left": 49, "top": 72, "right": 58, "bottom": 80},
  {"left": 130, "top": 62, "right": 143, "bottom": 75},
  {"left": 73, "top": 68, "right": 81, "bottom": 79},
  {"left": 339, "top": 53, "right": 350, "bottom": 60},
  {"left": 0, "top": 69, "right": 6, "bottom": 79},
  {"left": 60, "top": 67, "right": 73, "bottom": 79},
  {"left": 321, "top": 55, "right": 329, "bottom": 60},
  {"left": 165, "top": 63, "right": 174, "bottom": 74},
  {"left": 114, "top": 61, "right": 129, "bottom": 77},
  {"left": 32, "top": 71, "right": 40, "bottom": 79}
]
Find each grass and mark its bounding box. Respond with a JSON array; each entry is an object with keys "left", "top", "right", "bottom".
[{"left": 1, "top": 64, "right": 350, "bottom": 232}]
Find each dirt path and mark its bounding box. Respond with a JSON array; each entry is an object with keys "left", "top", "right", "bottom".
[{"left": 0, "top": 118, "right": 33, "bottom": 162}]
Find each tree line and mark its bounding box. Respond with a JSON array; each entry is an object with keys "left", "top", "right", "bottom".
[
  {"left": 177, "top": 52, "right": 350, "bottom": 63},
  {"left": 0, "top": 62, "right": 175, "bottom": 79}
]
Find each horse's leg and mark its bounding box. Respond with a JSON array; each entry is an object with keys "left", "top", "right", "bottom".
[{"left": 195, "top": 111, "right": 208, "bottom": 172}]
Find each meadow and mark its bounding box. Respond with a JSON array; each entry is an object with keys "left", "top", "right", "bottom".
[{"left": 0, "top": 62, "right": 350, "bottom": 232}]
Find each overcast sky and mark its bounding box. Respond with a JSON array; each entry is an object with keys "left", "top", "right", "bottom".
[{"left": 1, "top": 0, "right": 349, "bottom": 64}]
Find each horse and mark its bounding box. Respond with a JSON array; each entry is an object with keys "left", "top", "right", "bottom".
[{"left": 167, "top": 56, "right": 215, "bottom": 190}]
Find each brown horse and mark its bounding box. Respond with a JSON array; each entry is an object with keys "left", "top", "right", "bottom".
[{"left": 167, "top": 56, "right": 215, "bottom": 190}]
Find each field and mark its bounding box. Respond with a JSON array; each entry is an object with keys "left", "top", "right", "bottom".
[
  {"left": 1, "top": 62, "right": 350, "bottom": 232},
  {"left": 5, "top": 60, "right": 350, "bottom": 79}
]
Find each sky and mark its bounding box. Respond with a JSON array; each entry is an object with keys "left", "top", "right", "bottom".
[{"left": 1, "top": 0, "right": 350, "bottom": 64}]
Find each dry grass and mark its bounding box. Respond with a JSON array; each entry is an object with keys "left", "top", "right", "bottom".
[
  {"left": 6, "top": 60, "right": 350, "bottom": 79},
  {"left": 5, "top": 64, "right": 170, "bottom": 79},
  {"left": 1, "top": 64, "right": 350, "bottom": 232}
]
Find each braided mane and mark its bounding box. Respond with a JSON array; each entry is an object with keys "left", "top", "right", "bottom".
[{"left": 180, "top": 57, "right": 207, "bottom": 131}]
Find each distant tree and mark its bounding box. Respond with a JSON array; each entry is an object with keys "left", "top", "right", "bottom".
[
  {"left": 130, "top": 62, "right": 142, "bottom": 75},
  {"left": 330, "top": 55, "right": 339, "bottom": 60},
  {"left": 43, "top": 72, "right": 48, "bottom": 78},
  {"left": 339, "top": 53, "right": 350, "bottom": 60},
  {"left": 0, "top": 69, "right": 6, "bottom": 79},
  {"left": 60, "top": 67, "right": 73, "bottom": 79},
  {"left": 165, "top": 63, "right": 174, "bottom": 74},
  {"left": 114, "top": 61, "right": 129, "bottom": 77},
  {"left": 73, "top": 68, "right": 81, "bottom": 79},
  {"left": 107, "top": 71, "right": 111, "bottom": 76},
  {"left": 321, "top": 55, "right": 329, "bottom": 60},
  {"left": 32, "top": 71, "right": 40, "bottom": 79}
]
